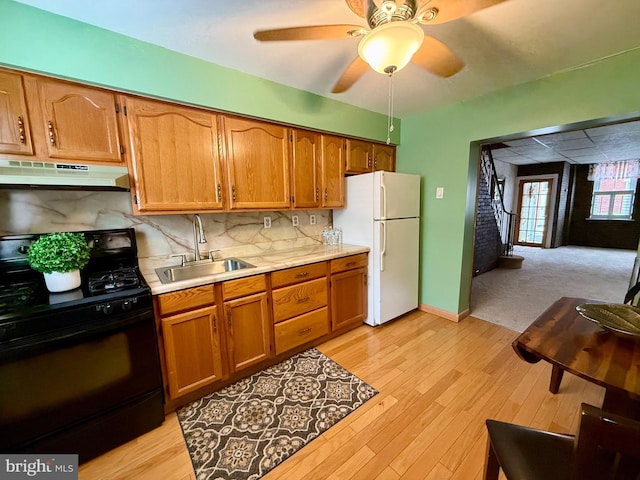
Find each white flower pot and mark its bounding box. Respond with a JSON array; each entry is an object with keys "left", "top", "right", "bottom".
[{"left": 43, "top": 269, "right": 81, "bottom": 292}]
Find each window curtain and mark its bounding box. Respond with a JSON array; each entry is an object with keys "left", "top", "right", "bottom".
[{"left": 587, "top": 160, "right": 640, "bottom": 181}]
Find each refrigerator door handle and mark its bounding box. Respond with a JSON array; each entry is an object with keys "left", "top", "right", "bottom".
[
  {"left": 380, "top": 220, "right": 386, "bottom": 271},
  {"left": 380, "top": 175, "right": 387, "bottom": 220}
]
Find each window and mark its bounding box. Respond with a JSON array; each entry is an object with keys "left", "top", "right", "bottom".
[{"left": 590, "top": 177, "right": 636, "bottom": 219}]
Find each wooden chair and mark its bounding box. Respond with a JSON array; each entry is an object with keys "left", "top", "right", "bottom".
[{"left": 484, "top": 403, "right": 640, "bottom": 480}]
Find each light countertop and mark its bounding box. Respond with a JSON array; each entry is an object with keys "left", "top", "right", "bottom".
[{"left": 140, "top": 243, "right": 369, "bottom": 295}]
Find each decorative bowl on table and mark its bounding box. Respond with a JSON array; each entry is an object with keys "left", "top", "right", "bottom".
[{"left": 576, "top": 303, "right": 640, "bottom": 338}]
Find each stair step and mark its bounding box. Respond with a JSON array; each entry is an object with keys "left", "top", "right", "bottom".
[{"left": 498, "top": 255, "right": 524, "bottom": 269}]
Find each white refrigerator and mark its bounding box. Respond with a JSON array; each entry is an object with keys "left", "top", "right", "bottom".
[{"left": 333, "top": 171, "right": 421, "bottom": 326}]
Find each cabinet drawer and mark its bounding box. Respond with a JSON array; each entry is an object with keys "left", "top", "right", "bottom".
[
  {"left": 222, "top": 274, "right": 267, "bottom": 300},
  {"left": 274, "top": 307, "right": 329, "bottom": 355},
  {"left": 156, "top": 284, "right": 215, "bottom": 316},
  {"left": 271, "top": 262, "right": 327, "bottom": 288},
  {"left": 272, "top": 277, "right": 328, "bottom": 323},
  {"left": 330, "top": 253, "right": 368, "bottom": 273}
]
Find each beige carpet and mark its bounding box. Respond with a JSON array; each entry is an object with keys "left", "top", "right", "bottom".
[{"left": 470, "top": 245, "right": 637, "bottom": 332}]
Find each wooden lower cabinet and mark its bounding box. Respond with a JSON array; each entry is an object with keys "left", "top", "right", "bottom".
[
  {"left": 330, "top": 254, "right": 368, "bottom": 331},
  {"left": 222, "top": 275, "right": 272, "bottom": 373},
  {"left": 156, "top": 254, "right": 367, "bottom": 406},
  {"left": 161, "top": 306, "right": 225, "bottom": 399},
  {"left": 223, "top": 292, "right": 271, "bottom": 372}
]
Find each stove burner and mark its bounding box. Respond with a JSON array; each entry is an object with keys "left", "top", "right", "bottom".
[
  {"left": 88, "top": 268, "right": 141, "bottom": 295},
  {"left": 0, "top": 281, "right": 38, "bottom": 315}
]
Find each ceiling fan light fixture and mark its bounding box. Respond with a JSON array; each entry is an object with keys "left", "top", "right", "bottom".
[{"left": 357, "top": 22, "right": 424, "bottom": 74}]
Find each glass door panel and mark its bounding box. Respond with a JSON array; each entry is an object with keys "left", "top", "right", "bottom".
[{"left": 515, "top": 179, "right": 552, "bottom": 246}]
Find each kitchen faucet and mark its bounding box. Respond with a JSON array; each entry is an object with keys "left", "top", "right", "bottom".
[{"left": 192, "top": 214, "right": 207, "bottom": 261}]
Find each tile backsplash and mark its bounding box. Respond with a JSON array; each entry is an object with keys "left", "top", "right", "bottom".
[{"left": 0, "top": 190, "right": 330, "bottom": 259}]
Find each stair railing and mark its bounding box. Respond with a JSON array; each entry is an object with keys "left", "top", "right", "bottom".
[{"left": 480, "top": 147, "right": 517, "bottom": 256}]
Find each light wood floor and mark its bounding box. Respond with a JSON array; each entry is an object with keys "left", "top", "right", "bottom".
[{"left": 79, "top": 310, "right": 605, "bottom": 479}]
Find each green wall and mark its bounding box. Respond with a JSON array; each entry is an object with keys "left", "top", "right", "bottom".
[
  {"left": 0, "top": 0, "right": 399, "bottom": 143},
  {"left": 399, "top": 49, "right": 640, "bottom": 314}
]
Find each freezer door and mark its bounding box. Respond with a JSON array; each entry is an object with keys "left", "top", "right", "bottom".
[
  {"left": 373, "top": 171, "right": 421, "bottom": 220},
  {"left": 372, "top": 217, "right": 420, "bottom": 324}
]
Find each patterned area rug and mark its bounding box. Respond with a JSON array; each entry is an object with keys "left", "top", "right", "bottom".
[{"left": 177, "top": 348, "right": 378, "bottom": 480}]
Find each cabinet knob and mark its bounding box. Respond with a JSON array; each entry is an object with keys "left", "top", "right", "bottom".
[
  {"left": 212, "top": 314, "right": 217, "bottom": 334},
  {"left": 47, "top": 121, "right": 56, "bottom": 146},
  {"left": 298, "top": 327, "right": 312, "bottom": 336},
  {"left": 17, "top": 116, "right": 26, "bottom": 144}
]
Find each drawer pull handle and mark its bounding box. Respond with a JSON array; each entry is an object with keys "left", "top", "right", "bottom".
[
  {"left": 298, "top": 327, "right": 312, "bottom": 335},
  {"left": 295, "top": 272, "right": 309, "bottom": 278},
  {"left": 346, "top": 261, "right": 356, "bottom": 267},
  {"left": 212, "top": 314, "right": 217, "bottom": 334},
  {"left": 296, "top": 296, "right": 310, "bottom": 304}
]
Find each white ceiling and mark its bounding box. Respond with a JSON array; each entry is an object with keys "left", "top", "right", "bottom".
[
  {"left": 491, "top": 121, "right": 640, "bottom": 165},
  {"left": 12, "top": 0, "right": 640, "bottom": 118}
]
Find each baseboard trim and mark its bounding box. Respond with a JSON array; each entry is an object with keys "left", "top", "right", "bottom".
[{"left": 419, "top": 304, "right": 470, "bottom": 323}]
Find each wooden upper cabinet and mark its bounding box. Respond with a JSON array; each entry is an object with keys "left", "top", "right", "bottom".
[
  {"left": 320, "top": 134, "right": 345, "bottom": 208},
  {"left": 374, "top": 143, "right": 396, "bottom": 171},
  {"left": 30, "top": 78, "right": 123, "bottom": 164},
  {"left": 291, "top": 129, "right": 320, "bottom": 209},
  {"left": 222, "top": 116, "right": 290, "bottom": 210},
  {"left": 122, "top": 96, "right": 224, "bottom": 214},
  {"left": 345, "top": 138, "right": 372, "bottom": 174},
  {"left": 0, "top": 69, "right": 33, "bottom": 156}
]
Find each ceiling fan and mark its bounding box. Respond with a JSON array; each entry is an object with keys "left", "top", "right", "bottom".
[{"left": 254, "top": 0, "right": 507, "bottom": 93}]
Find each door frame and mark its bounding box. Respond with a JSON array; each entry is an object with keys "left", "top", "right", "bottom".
[{"left": 514, "top": 174, "right": 558, "bottom": 248}]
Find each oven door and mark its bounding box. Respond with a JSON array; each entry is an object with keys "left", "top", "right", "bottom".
[{"left": 0, "top": 300, "right": 163, "bottom": 454}]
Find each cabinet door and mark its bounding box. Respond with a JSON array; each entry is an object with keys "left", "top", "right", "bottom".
[
  {"left": 161, "top": 305, "right": 225, "bottom": 399},
  {"left": 33, "top": 79, "right": 123, "bottom": 163},
  {"left": 374, "top": 143, "right": 396, "bottom": 171},
  {"left": 0, "top": 70, "right": 33, "bottom": 156},
  {"left": 320, "top": 134, "right": 345, "bottom": 208},
  {"left": 124, "top": 97, "right": 224, "bottom": 213},
  {"left": 222, "top": 116, "right": 290, "bottom": 210},
  {"left": 345, "top": 138, "right": 372, "bottom": 174},
  {"left": 224, "top": 292, "right": 271, "bottom": 372},
  {"left": 291, "top": 129, "right": 320, "bottom": 209},
  {"left": 330, "top": 267, "right": 367, "bottom": 331}
]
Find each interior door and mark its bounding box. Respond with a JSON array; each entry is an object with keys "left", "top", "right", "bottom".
[{"left": 515, "top": 178, "right": 553, "bottom": 246}]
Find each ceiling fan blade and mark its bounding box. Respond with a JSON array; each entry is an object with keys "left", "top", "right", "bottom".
[
  {"left": 331, "top": 56, "right": 370, "bottom": 93},
  {"left": 411, "top": 36, "right": 464, "bottom": 77},
  {"left": 418, "top": 0, "right": 507, "bottom": 24},
  {"left": 254, "top": 25, "right": 365, "bottom": 41}
]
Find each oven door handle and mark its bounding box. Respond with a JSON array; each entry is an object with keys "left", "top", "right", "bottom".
[{"left": 0, "top": 309, "right": 154, "bottom": 361}]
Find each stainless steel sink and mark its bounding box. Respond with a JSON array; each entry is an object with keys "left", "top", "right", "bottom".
[{"left": 155, "top": 258, "right": 255, "bottom": 284}]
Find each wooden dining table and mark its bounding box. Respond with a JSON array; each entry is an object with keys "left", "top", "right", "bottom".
[{"left": 513, "top": 296, "right": 640, "bottom": 420}]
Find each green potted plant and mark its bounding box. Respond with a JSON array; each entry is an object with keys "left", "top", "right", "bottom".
[{"left": 27, "top": 232, "right": 91, "bottom": 292}]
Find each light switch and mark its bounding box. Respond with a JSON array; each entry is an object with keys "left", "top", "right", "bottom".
[{"left": 436, "top": 187, "right": 444, "bottom": 199}]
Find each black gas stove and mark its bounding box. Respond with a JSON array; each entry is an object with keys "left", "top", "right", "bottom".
[{"left": 0, "top": 228, "right": 164, "bottom": 463}]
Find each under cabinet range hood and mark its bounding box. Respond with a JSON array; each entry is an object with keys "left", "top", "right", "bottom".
[{"left": 0, "top": 160, "right": 130, "bottom": 191}]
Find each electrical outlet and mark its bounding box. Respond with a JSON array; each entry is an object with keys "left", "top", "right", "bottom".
[
  {"left": 309, "top": 214, "right": 317, "bottom": 225},
  {"left": 263, "top": 216, "right": 271, "bottom": 228},
  {"left": 292, "top": 215, "right": 299, "bottom": 227}
]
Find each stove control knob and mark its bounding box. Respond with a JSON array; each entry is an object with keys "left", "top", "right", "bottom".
[
  {"left": 122, "top": 299, "right": 133, "bottom": 311},
  {"left": 101, "top": 303, "right": 113, "bottom": 315}
]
